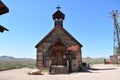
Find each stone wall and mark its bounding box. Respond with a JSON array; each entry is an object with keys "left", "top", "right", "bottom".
[
  {"left": 36, "top": 27, "right": 82, "bottom": 69},
  {"left": 110, "top": 55, "right": 120, "bottom": 64}
]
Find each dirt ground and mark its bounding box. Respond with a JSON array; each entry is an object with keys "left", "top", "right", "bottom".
[{"left": 0, "top": 64, "right": 120, "bottom": 80}]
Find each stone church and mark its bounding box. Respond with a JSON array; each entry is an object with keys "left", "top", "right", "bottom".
[{"left": 35, "top": 6, "right": 83, "bottom": 73}]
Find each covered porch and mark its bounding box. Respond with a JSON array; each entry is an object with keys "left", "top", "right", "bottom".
[{"left": 48, "top": 39, "right": 78, "bottom": 74}]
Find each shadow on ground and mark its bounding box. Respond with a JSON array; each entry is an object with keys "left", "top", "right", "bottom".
[{"left": 89, "top": 68, "right": 116, "bottom": 71}]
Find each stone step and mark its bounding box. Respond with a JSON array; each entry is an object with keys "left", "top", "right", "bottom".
[{"left": 50, "top": 65, "right": 68, "bottom": 74}]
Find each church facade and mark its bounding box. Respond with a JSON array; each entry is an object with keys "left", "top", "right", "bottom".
[{"left": 35, "top": 6, "right": 83, "bottom": 73}]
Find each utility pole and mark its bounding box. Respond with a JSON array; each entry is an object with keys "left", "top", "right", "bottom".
[{"left": 110, "top": 10, "right": 120, "bottom": 55}]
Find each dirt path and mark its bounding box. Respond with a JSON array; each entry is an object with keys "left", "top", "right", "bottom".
[{"left": 0, "top": 64, "right": 120, "bottom": 80}]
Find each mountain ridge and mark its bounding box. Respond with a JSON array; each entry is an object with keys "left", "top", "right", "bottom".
[{"left": 0, "top": 55, "right": 35, "bottom": 60}]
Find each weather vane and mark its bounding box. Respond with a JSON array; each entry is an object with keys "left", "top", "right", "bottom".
[{"left": 56, "top": 5, "right": 61, "bottom": 10}]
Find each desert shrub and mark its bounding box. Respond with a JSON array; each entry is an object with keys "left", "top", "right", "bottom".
[
  {"left": 82, "top": 57, "right": 104, "bottom": 64},
  {"left": 0, "top": 58, "right": 36, "bottom": 70}
]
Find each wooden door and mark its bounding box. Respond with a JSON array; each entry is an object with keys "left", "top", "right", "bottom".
[{"left": 55, "top": 53, "right": 62, "bottom": 65}]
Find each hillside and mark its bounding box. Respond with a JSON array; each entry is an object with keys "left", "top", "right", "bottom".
[
  {"left": 0, "top": 55, "right": 36, "bottom": 71},
  {"left": 0, "top": 55, "right": 105, "bottom": 71},
  {"left": 0, "top": 55, "right": 15, "bottom": 59},
  {"left": 82, "top": 57, "right": 105, "bottom": 64}
]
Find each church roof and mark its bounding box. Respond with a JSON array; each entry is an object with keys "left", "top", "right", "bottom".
[
  {"left": 52, "top": 10, "right": 65, "bottom": 20},
  {"left": 35, "top": 26, "right": 83, "bottom": 48},
  {"left": 0, "top": 0, "right": 9, "bottom": 15}
]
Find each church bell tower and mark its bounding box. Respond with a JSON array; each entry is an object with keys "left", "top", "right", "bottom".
[{"left": 52, "top": 5, "right": 65, "bottom": 27}]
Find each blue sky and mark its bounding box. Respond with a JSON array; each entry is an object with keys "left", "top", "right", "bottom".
[{"left": 0, "top": 0, "right": 120, "bottom": 58}]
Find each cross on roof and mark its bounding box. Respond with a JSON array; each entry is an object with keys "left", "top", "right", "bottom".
[{"left": 56, "top": 5, "right": 61, "bottom": 10}]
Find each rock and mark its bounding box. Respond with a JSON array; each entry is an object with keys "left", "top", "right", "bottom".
[{"left": 29, "top": 69, "right": 43, "bottom": 75}]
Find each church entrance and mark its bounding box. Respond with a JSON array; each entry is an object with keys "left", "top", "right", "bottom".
[
  {"left": 49, "top": 39, "right": 67, "bottom": 65},
  {"left": 55, "top": 53, "right": 62, "bottom": 65}
]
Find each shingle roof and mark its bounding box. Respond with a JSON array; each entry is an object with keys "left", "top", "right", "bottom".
[
  {"left": 52, "top": 10, "right": 65, "bottom": 20},
  {"left": 35, "top": 26, "right": 83, "bottom": 48}
]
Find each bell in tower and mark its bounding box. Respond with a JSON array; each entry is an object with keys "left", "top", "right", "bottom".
[{"left": 52, "top": 5, "right": 65, "bottom": 27}]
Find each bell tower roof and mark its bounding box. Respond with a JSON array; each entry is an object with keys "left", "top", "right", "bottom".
[{"left": 52, "top": 5, "right": 65, "bottom": 20}]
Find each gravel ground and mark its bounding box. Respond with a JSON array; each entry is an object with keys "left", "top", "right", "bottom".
[{"left": 0, "top": 64, "right": 120, "bottom": 80}]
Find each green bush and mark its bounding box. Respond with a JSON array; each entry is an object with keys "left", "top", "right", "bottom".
[
  {"left": 0, "top": 58, "right": 36, "bottom": 70},
  {"left": 82, "top": 57, "right": 104, "bottom": 64}
]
